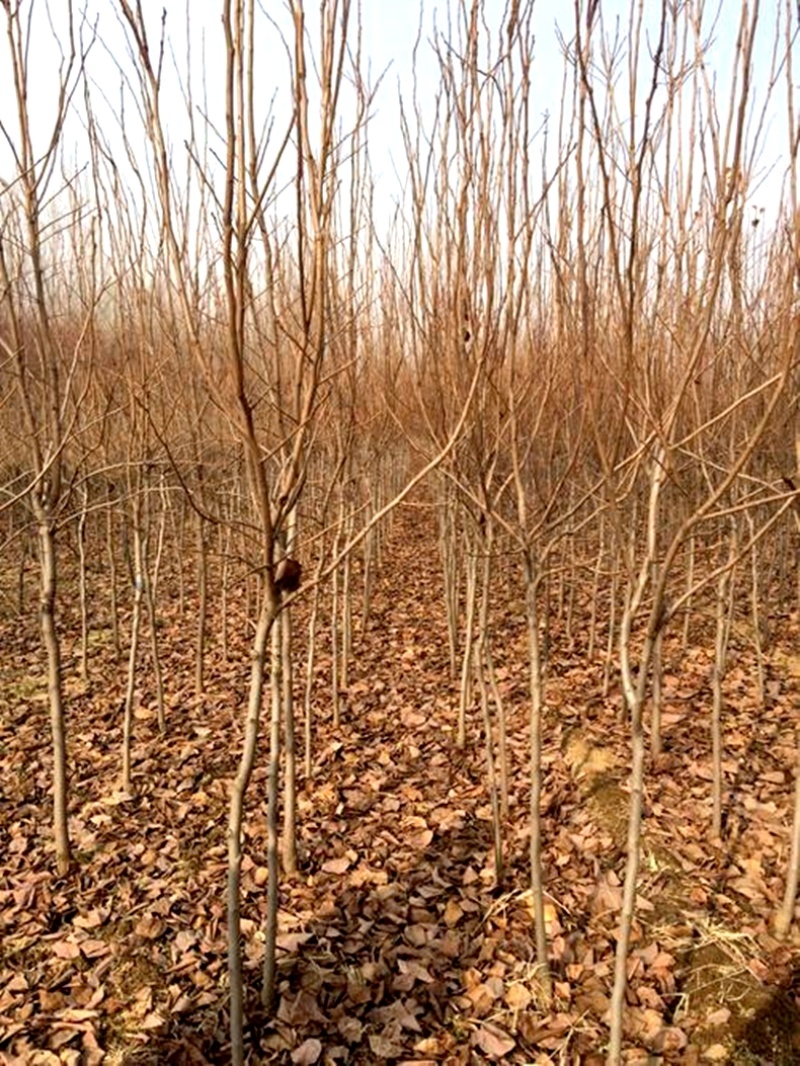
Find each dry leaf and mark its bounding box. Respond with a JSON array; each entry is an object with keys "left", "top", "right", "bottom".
[
  {"left": 134, "top": 915, "right": 166, "bottom": 939},
  {"left": 291, "top": 1037, "right": 322, "bottom": 1064},
  {"left": 505, "top": 983, "right": 532, "bottom": 1011},
  {"left": 472, "top": 1023, "right": 516, "bottom": 1060},
  {"left": 443, "top": 899, "right": 463, "bottom": 926},
  {"left": 52, "top": 940, "right": 81, "bottom": 960},
  {"left": 701, "top": 1045, "right": 729, "bottom": 1062},
  {"left": 321, "top": 855, "right": 351, "bottom": 874}
]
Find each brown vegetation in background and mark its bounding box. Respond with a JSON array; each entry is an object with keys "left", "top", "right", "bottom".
[{"left": 1, "top": 0, "right": 799, "bottom": 1063}]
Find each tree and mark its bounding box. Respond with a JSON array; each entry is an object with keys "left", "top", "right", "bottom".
[{"left": 0, "top": 0, "right": 94, "bottom": 875}]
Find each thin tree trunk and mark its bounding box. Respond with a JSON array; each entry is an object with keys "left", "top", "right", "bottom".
[
  {"left": 303, "top": 546, "right": 326, "bottom": 779},
  {"left": 145, "top": 483, "right": 166, "bottom": 733},
  {"left": 555, "top": 547, "right": 565, "bottom": 620},
  {"left": 603, "top": 563, "right": 617, "bottom": 698},
  {"left": 608, "top": 613, "right": 652, "bottom": 1063},
  {"left": 16, "top": 530, "right": 29, "bottom": 617},
  {"left": 176, "top": 494, "right": 186, "bottom": 619},
  {"left": 711, "top": 539, "right": 735, "bottom": 839},
  {"left": 144, "top": 568, "right": 166, "bottom": 734},
  {"left": 340, "top": 511, "right": 353, "bottom": 692},
  {"left": 122, "top": 500, "right": 144, "bottom": 795},
  {"left": 523, "top": 551, "right": 551, "bottom": 1001},
  {"left": 776, "top": 726, "right": 800, "bottom": 938},
  {"left": 228, "top": 601, "right": 274, "bottom": 1065},
  {"left": 747, "top": 512, "right": 766, "bottom": 706},
  {"left": 195, "top": 511, "right": 208, "bottom": 697},
  {"left": 438, "top": 487, "right": 460, "bottom": 679},
  {"left": 282, "top": 604, "right": 297, "bottom": 875},
  {"left": 106, "top": 488, "right": 121, "bottom": 660},
  {"left": 650, "top": 628, "right": 663, "bottom": 758},
  {"left": 608, "top": 455, "right": 666, "bottom": 1064},
  {"left": 564, "top": 531, "right": 576, "bottom": 650},
  {"left": 360, "top": 486, "right": 376, "bottom": 635},
  {"left": 457, "top": 545, "right": 478, "bottom": 749},
  {"left": 774, "top": 501, "right": 800, "bottom": 936},
  {"left": 474, "top": 527, "right": 503, "bottom": 878},
  {"left": 151, "top": 475, "right": 168, "bottom": 597},
  {"left": 37, "top": 511, "right": 71, "bottom": 876},
  {"left": 587, "top": 518, "right": 604, "bottom": 661},
  {"left": 221, "top": 517, "right": 231, "bottom": 664},
  {"left": 77, "top": 486, "right": 90, "bottom": 684},
  {"left": 485, "top": 640, "right": 509, "bottom": 818},
  {"left": 476, "top": 640, "right": 503, "bottom": 880},
  {"left": 280, "top": 500, "right": 299, "bottom": 875},
  {"left": 681, "top": 531, "right": 695, "bottom": 652},
  {"left": 331, "top": 520, "right": 341, "bottom": 728},
  {"left": 262, "top": 616, "right": 282, "bottom": 1011}
]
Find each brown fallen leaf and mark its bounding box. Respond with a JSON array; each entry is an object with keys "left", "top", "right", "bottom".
[
  {"left": 52, "top": 939, "right": 81, "bottom": 960},
  {"left": 54, "top": 1009, "right": 100, "bottom": 1023},
  {"left": 73, "top": 910, "right": 106, "bottom": 930},
  {"left": 39, "top": 990, "right": 67, "bottom": 1011},
  {"left": 79, "top": 939, "right": 110, "bottom": 958},
  {"left": 472, "top": 1023, "right": 516, "bottom": 1060},
  {"left": 278, "top": 990, "right": 328, "bottom": 1026},
  {"left": 443, "top": 899, "right": 463, "bottom": 927},
  {"left": 140, "top": 1011, "right": 166, "bottom": 1030},
  {"left": 705, "top": 1007, "right": 731, "bottom": 1027},
  {"left": 368, "top": 1024, "right": 406, "bottom": 1058},
  {"left": 170, "top": 992, "right": 194, "bottom": 1014},
  {"left": 291, "top": 1037, "right": 322, "bottom": 1065},
  {"left": 347, "top": 864, "right": 388, "bottom": 887},
  {"left": 321, "top": 855, "right": 352, "bottom": 874},
  {"left": 397, "top": 959, "right": 433, "bottom": 985},
  {"left": 48, "top": 1027, "right": 81, "bottom": 1051},
  {"left": 414, "top": 1033, "right": 456, "bottom": 1056},
  {"left": 337, "top": 1015, "right": 363, "bottom": 1044},
  {"left": 276, "top": 931, "right": 313, "bottom": 952},
  {"left": 591, "top": 876, "right": 623, "bottom": 916},
  {"left": 505, "top": 983, "right": 532, "bottom": 1011},
  {"left": 652, "top": 1026, "right": 688, "bottom": 1052},
  {"left": 134, "top": 914, "right": 166, "bottom": 939},
  {"left": 702, "top": 1045, "right": 729, "bottom": 1062},
  {"left": 81, "top": 1027, "right": 104, "bottom": 1066}
]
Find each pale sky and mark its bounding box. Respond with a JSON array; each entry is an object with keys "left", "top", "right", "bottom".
[{"left": 0, "top": 1, "right": 795, "bottom": 246}]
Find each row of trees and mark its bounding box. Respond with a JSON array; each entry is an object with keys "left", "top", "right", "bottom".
[{"left": 1, "top": 1, "right": 798, "bottom": 1061}]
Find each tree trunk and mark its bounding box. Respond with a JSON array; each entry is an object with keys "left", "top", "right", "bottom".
[
  {"left": 282, "top": 604, "right": 297, "bottom": 876},
  {"left": 195, "top": 511, "right": 208, "bottom": 697},
  {"left": 36, "top": 510, "right": 71, "bottom": 876},
  {"left": 262, "top": 615, "right": 282, "bottom": 1011},
  {"left": 228, "top": 601, "right": 274, "bottom": 1066},
  {"left": 77, "top": 487, "right": 90, "bottom": 684},
  {"left": 457, "top": 545, "right": 478, "bottom": 749},
  {"left": 106, "top": 487, "right": 121, "bottom": 660},
  {"left": 650, "top": 627, "right": 663, "bottom": 758},
  {"left": 775, "top": 728, "right": 800, "bottom": 938},
  {"left": 523, "top": 551, "right": 551, "bottom": 1001}
]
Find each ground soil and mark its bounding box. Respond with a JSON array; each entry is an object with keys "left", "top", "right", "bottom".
[{"left": 1, "top": 503, "right": 800, "bottom": 1063}]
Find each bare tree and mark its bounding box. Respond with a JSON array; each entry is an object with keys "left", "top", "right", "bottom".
[{"left": 0, "top": 0, "right": 93, "bottom": 875}]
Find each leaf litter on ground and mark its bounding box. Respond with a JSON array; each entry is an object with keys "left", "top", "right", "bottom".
[{"left": 1, "top": 505, "right": 800, "bottom": 1062}]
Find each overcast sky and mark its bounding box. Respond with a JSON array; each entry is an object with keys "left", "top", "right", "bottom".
[{"left": 1, "top": 1, "right": 795, "bottom": 244}]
